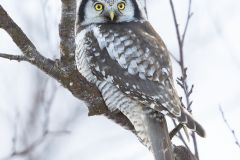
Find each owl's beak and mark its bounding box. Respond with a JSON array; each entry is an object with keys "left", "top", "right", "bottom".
[{"left": 108, "top": 11, "right": 115, "bottom": 21}]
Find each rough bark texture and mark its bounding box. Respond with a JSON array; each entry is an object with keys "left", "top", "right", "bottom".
[{"left": 0, "top": 1, "right": 197, "bottom": 160}]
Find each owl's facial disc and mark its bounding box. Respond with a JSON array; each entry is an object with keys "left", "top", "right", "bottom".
[{"left": 78, "top": 0, "right": 145, "bottom": 25}]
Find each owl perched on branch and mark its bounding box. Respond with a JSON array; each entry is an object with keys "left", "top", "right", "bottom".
[{"left": 75, "top": 0, "right": 205, "bottom": 158}]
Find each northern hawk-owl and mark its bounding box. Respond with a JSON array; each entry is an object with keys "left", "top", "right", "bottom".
[{"left": 75, "top": 0, "right": 205, "bottom": 158}]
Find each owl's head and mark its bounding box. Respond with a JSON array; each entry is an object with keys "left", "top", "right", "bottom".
[{"left": 78, "top": 0, "right": 146, "bottom": 25}]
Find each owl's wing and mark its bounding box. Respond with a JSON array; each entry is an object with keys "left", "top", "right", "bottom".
[{"left": 82, "top": 22, "right": 181, "bottom": 117}]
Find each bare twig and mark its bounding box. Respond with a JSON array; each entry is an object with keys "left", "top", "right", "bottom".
[
  {"left": 1, "top": 130, "right": 69, "bottom": 160},
  {"left": 172, "top": 120, "right": 190, "bottom": 150},
  {"left": 0, "top": 77, "right": 70, "bottom": 160},
  {"left": 0, "top": 6, "right": 47, "bottom": 61},
  {"left": 0, "top": 53, "right": 29, "bottom": 62},
  {"left": 168, "top": 50, "right": 179, "bottom": 63},
  {"left": 0, "top": 5, "right": 60, "bottom": 77},
  {"left": 191, "top": 133, "right": 198, "bottom": 158},
  {"left": 169, "top": 0, "right": 193, "bottom": 112},
  {"left": 144, "top": 0, "right": 148, "bottom": 19},
  {"left": 169, "top": 0, "right": 183, "bottom": 65},
  {"left": 168, "top": 0, "right": 199, "bottom": 159},
  {"left": 219, "top": 106, "right": 240, "bottom": 149},
  {"left": 169, "top": 123, "right": 183, "bottom": 140},
  {"left": 181, "top": 0, "right": 193, "bottom": 45},
  {"left": 11, "top": 109, "right": 19, "bottom": 155},
  {"left": 41, "top": 0, "right": 51, "bottom": 42}
]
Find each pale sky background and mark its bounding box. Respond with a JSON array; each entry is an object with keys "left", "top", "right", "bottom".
[{"left": 0, "top": 0, "right": 240, "bottom": 160}]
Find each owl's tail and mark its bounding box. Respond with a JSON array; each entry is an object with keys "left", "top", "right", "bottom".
[
  {"left": 143, "top": 109, "right": 175, "bottom": 160},
  {"left": 177, "top": 107, "right": 206, "bottom": 137}
]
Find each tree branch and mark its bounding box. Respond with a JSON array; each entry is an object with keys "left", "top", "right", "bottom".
[
  {"left": 171, "top": 120, "right": 190, "bottom": 150},
  {"left": 0, "top": 53, "right": 29, "bottom": 62},
  {"left": 0, "top": 5, "right": 60, "bottom": 77},
  {"left": 169, "top": 0, "right": 193, "bottom": 111},
  {"left": 0, "top": 80, "right": 70, "bottom": 160},
  {"left": 181, "top": 0, "right": 193, "bottom": 46},
  {"left": 0, "top": 4, "right": 102, "bottom": 113},
  {"left": 219, "top": 106, "right": 240, "bottom": 149},
  {"left": 169, "top": 0, "right": 199, "bottom": 159},
  {"left": 1, "top": 124, "right": 70, "bottom": 160},
  {"left": 59, "top": 0, "right": 76, "bottom": 62},
  {"left": 0, "top": 3, "right": 135, "bottom": 136}
]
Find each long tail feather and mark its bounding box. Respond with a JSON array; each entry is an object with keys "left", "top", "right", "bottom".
[
  {"left": 177, "top": 108, "right": 206, "bottom": 137},
  {"left": 143, "top": 109, "right": 174, "bottom": 160}
]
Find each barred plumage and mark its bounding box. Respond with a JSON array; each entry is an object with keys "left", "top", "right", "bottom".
[{"left": 76, "top": 0, "right": 205, "bottom": 159}]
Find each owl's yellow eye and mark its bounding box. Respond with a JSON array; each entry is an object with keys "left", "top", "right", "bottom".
[
  {"left": 118, "top": 2, "right": 125, "bottom": 10},
  {"left": 95, "top": 3, "right": 104, "bottom": 11}
]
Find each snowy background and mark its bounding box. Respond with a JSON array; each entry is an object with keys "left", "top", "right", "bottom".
[{"left": 0, "top": 0, "right": 240, "bottom": 159}]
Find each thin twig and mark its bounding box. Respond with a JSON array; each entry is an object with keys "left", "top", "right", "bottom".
[
  {"left": 169, "top": 123, "right": 183, "bottom": 140},
  {"left": 0, "top": 53, "right": 29, "bottom": 62},
  {"left": 169, "top": 0, "right": 193, "bottom": 112},
  {"left": 181, "top": 0, "right": 193, "bottom": 45},
  {"left": 144, "top": 0, "right": 148, "bottom": 19},
  {"left": 0, "top": 78, "right": 68, "bottom": 160},
  {"left": 0, "top": 6, "right": 47, "bottom": 61},
  {"left": 11, "top": 109, "right": 19, "bottom": 155},
  {"left": 168, "top": 50, "right": 179, "bottom": 62},
  {"left": 168, "top": 0, "right": 199, "bottom": 158},
  {"left": 169, "top": 0, "right": 183, "bottom": 65},
  {"left": 42, "top": 88, "right": 56, "bottom": 132},
  {"left": 0, "top": 130, "right": 69, "bottom": 160},
  {"left": 219, "top": 106, "right": 240, "bottom": 149},
  {"left": 172, "top": 120, "right": 190, "bottom": 150},
  {"left": 0, "top": 5, "right": 60, "bottom": 77},
  {"left": 41, "top": 0, "right": 50, "bottom": 41}
]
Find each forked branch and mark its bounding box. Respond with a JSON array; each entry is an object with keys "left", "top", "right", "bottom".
[
  {"left": 0, "top": 5, "right": 60, "bottom": 77},
  {"left": 169, "top": 0, "right": 199, "bottom": 159},
  {"left": 0, "top": 2, "right": 134, "bottom": 136}
]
